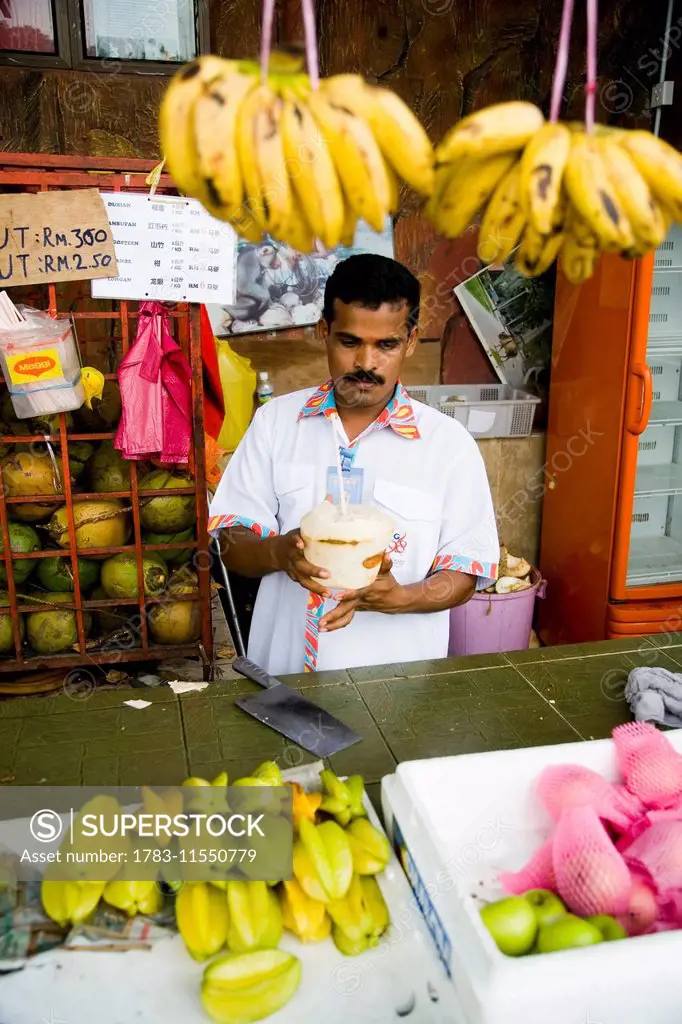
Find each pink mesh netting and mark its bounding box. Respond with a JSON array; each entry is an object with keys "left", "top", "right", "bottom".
[
  {"left": 536, "top": 763, "right": 643, "bottom": 830},
  {"left": 623, "top": 819, "right": 682, "bottom": 895},
  {"left": 612, "top": 722, "right": 682, "bottom": 809},
  {"left": 552, "top": 806, "right": 633, "bottom": 916},
  {"left": 499, "top": 836, "right": 556, "bottom": 895}
]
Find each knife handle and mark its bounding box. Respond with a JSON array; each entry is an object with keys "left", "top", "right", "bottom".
[{"left": 232, "top": 657, "right": 279, "bottom": 690}]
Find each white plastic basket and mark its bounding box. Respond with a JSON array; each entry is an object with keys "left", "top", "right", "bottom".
[{"left": 404, "top": 384, "right": 540, "bottom": 439}]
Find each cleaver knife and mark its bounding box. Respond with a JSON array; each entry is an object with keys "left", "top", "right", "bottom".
[{"left": 232, "top": 657, "right": 362, "bottom": 758}]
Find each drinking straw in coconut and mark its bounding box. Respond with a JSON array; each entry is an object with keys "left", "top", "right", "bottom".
[{"left": 331, "top": 415, "right": 348, "bottom": 516}]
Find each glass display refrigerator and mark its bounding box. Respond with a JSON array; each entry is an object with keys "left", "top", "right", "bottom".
[{"left": 538, "top": 225, "right": 682, "bottom": 644}]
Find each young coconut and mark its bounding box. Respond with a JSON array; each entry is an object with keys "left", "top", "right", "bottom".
[
  {"left": 48, "top": 500, "right": 131, "bottom": 558},
  {"left": 0, "top": 522, "right": 41, "bottom": 585},
  {"left": 26, "top": 592, "right": 92, "bottom": 655},
  {"left": 89, "top": 441, "right": 131, "bottom": 493},
  {"left": 138, "top": 470, "right": 196, "bottom": 532},
  {"left": 148, "top": 567, "right": 201, "bottom": 645},
  {"left": 0, "top": 590, "right": 24, "bottom": 652},
  {"left": 1, "top": 450, "right": 64, "bottom": 522},
  {"left": 101, "top": 552, "right": 169, "bottom": 600},
  {"left": 495, "top": 576, "right": 533, "bottom": 595}
]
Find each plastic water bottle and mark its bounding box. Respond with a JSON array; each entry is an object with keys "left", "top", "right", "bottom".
[{"left": 256, "top": 371, "right": 274, "bottom": 405}]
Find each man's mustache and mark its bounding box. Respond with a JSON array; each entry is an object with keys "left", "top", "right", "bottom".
[{"left": 342, "top": 370, "right": 385, "bottom": 386}]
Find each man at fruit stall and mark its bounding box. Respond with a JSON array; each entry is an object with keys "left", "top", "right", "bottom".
[{"left": 209, "top": 254, "right": 499, "bottom": 675}]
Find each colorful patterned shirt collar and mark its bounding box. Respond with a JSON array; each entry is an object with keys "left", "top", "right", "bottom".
[{"left": 298, "top": 379, "right": 421, "bottom": 442}]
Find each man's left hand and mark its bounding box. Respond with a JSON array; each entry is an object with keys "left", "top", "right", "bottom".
[{"left": 319, "top": 554, "right": 406, "bottom": 633}]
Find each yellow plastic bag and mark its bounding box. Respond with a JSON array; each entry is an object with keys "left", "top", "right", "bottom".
[{"left": 216, "top": 339, "right": 257, "bottom": 452}]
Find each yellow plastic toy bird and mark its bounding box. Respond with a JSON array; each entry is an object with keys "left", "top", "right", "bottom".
[{"left": 80, "top": 367, "right": 105, "bottom": 409}]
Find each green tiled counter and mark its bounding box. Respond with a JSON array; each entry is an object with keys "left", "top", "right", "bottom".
[{"left": 0, "top": 635, "right": 679, "bottom": 801}]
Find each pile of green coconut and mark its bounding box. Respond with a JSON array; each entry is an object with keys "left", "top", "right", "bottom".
[{"left": 0, "top": 391, "right": 201, "bottom": 657}]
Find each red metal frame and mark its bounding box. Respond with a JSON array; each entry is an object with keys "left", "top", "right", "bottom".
[{"left": 0, "top": 154, "right": 213, "bottom": 674}]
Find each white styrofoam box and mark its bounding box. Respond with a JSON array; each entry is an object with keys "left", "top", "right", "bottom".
[
  {"left": 636, "top": 423, "right": 675, "bottom": 466},
  {"left": 654, "top": 224, "right": 682, "bottom": 270},
  {"left": 381, "top": 732, "right": 682, "bottom": 1024},
  {"left": 649, "top": 273, "right": 682, "bottom": 341}
]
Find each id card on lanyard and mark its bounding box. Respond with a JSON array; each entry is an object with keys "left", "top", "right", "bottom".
[{"left": 325, "top": 413, "right": 365, "bottom": 506}]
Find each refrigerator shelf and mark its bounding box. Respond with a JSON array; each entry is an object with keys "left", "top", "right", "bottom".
[
  {"left": 635, "top": 462, "right": 682, "bottom": 497},
  {"left": 627, "top": 535, "right": 682, "bottom": 587},
  {"left": 649, "top": 401, "right": 682, "bottom": 425}
]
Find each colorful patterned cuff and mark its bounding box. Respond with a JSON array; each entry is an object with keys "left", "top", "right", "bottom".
[
  {"left": 303, "top": 592, "right": 326, "bottom": 673},
  {"left": 429, "top": 553, "right": 499, "bottom": 579},
  {"left": 207, "top": 513, "right": 277, "bottom": 538}
]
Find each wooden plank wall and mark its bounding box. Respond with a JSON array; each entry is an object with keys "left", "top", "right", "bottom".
[{"left": 0, "top": 0, "right": 663, "bottom": 393}]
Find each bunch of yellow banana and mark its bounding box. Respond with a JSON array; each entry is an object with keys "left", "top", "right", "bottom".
[
  {"left": 159, "top": 55, "right": 435, "bottom": 253},
  {"left": 427, "top": 100, "right": 682, "bottom": 283}
]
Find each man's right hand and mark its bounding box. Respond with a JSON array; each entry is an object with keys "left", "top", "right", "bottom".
[{"left": 276, "top": 529, "right": 331, "bottom": 597}]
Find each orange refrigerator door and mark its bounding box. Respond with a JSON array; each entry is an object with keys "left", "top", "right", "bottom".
[
  {"left": 611, "top": 229, "right": 682, "bottom": 602},
  {"left": 537, "top": 254, "right": 638, "bottom": 644}
]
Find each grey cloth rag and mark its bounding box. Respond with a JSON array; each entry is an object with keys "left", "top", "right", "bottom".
[{"left": 625, "top": 666, "right": 682, "bottom": 727}]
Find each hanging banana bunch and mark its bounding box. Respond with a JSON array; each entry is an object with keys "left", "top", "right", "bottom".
[
  {"left": 426, "top": 0, "right": 682, "bottom": 283},
  {"left": 158, "top": 48, "right": 434, "bottom": 253}
]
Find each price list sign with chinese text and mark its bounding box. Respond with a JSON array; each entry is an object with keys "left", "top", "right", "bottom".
[{"left": 91, "top": 193, "right": 236, "bottom": 304}]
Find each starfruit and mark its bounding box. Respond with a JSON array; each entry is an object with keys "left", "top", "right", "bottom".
[
  {"left": 141, "top": 785, "right": 183, "bottom": 847},
  {"left": 251, "top": 760, "right": 283, "bottom": 786},
  {"left": 287, "top": 782, "right": 322, "bottom": 831},
  {"left": 103, "top": 878, "right": 163, "bottom": 917},
  {"left": 319, "top": 770, "right": 367, "bottom": 827},
  {"left": 201, "top": 949, "right": 302, "bottom": 1024},
  {"left": 280, "top": 878, "right": 331, "bottom": 943},
  {"left": 236, "top": 812, "right": 293, "bottom": 884},
  {"left": 232, "top": 761, "right": 285, "bottom": 815},
  {"left": 176, "top": 881, "right": 229, "bottom": 961},
  {"left": 329, "top": 874, "right": 390, "bottom": 956},
  {"left": 61, "top": 795, "right": 132, "bottom": 883},
  {"left": 346, "top": 817, "right": 391, "bottom": 875},
  {"left": 360, "top": 875, "right": 390, "bottom": 938},
  {"left": 293, "top": 819, "right": 353, "bottom": 903},
  {"left": 226, "top": 879, "right": 282, "bottom": 953},
  {"left": 182, "top": 771, "right": 229, "bottom": 814},
  {"left": 41, "top": 873, "right": 105, "bottom": 927}
]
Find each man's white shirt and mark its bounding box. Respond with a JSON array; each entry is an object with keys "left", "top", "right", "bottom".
[{"left": 209, "top": 381, "right": 499, "bottom": 676}]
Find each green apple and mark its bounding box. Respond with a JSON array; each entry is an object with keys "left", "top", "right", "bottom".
[
  {"left": 480, "top": 896, "right": 538, "bottom": 956},
  {"left": 536, "top": 914, "right": 604, "bottom": 954},
  {"left": 523, "top": 889, "right": 566, "bottom": 926},
  {"left": 586, "top": 914, "right": 627, "bottom": 941}
]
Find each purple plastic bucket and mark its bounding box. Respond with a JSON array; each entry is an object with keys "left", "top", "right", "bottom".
[{"left": 448, "top": 568, "right": 547, "bottom": 656}]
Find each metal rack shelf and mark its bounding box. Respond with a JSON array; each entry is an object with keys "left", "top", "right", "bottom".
[{"left": 0, "top": 154, "right": 213, "bottom": 676}]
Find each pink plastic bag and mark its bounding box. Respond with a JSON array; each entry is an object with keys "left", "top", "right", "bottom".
[{"left": 115, "top": 302, "right": 192, "bottom": 464}]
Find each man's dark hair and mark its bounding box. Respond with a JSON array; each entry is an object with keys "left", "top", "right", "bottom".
[{"left": 323, "top": 254, "right": 421, "bottom": 333}]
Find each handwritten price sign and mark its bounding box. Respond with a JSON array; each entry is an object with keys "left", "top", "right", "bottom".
[{"left": 0, "top": 189, "right": 118, "bottom": 288}]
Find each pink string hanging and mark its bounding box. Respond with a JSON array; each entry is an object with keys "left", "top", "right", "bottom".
[
  {"left": 260, "top": 0, "right": 276, "bottom": 82},
  {"left": 259, "top": 0, "right": 320, "bottom": 89},
  {"left": 300, "top": 0, "right": 320, "bottom": 90},
  {"left": 548, "top": 0, "right": 599, "bottom": 131},
  {"left": 585, "top": 0, "right": 598, "bottom": 133},
  {"left": 549, "top": 0, "right": 575, "bottom": 124}
]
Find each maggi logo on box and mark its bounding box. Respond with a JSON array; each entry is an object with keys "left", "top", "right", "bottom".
[{"left": 13, "top": 356, "right": 56, "bottom": 377}]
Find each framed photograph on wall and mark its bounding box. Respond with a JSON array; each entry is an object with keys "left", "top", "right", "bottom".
[{"left": 206, "top": 218, "right": 395, "bottom": 337}]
